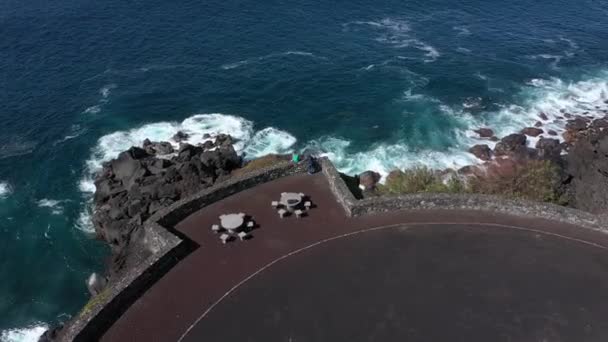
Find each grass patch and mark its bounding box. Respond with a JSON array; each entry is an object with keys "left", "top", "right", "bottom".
[
  {"left": 469, "top": 160, "right": 565, "bottom": 204},
  {"left": 79, "top": 288, "right": 111, "bottom": 317},
  {"left": 378, "top": 167, "right": 467, "bottom": 195},
  {"left": 232, "top": 154, "right": 289, "bottom": 177},
  {"left": 377, "top": 161, "right": 565, "bottom": 205}
]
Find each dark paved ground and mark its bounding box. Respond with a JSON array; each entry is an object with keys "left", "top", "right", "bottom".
[
  {"left": 102, "top": 173, "right": 608, "bottom": 342},
  {"left": 185, "top": 224, "right": 608, "bottom": 342}
]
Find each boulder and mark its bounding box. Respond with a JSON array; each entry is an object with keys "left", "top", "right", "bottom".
[
  {"left": 111, "top": 152, "right": 144, "bottom": 181},
  {"left": 172, "top": 131, "right": 189, "bottom": 142},
  {"left": 566, "top": 118, "right": 588, "bottom": 131},
  {"left": 520, "top": 127, "right": 543, "bottom": 137},
  {"left": 534, "top": 121, "right": 543, "bottom": 128},
  {"left": 468, "top": 144, "right": 492, "bottom": 161},
  {"left": 539, "top": 112, "right": 549, "bottom": 121},
  {"left": 547, "top": 130, "right": 558, "bottom": 136},
  {"left": 566, "top": 129, "right": 608, "bottom": 214},
  {"left": 494, "top": 134, "right": 527, "bottom": 157},
  {"left": 474, "top": 128, "right": 494, "bottom": 138},
  {"left": 535, "top": 138, "right": 562, "bottom": 161},
  {"left": 359, "top": 170, "right": 381, "bottom": 190}
]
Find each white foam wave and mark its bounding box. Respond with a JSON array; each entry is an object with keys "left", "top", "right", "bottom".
[
  {"left": 76, "top": 72, "right": 608, "bottom": 195},
  {"left": 77, "top": 114, "right": 295, "bottom": 231},
  {"left": 37, "top": 199, "right": 66, "bottom": 215},
  {"left": 474, "top": 72, "right": 608, "bottom": 148},
  {"left": 0, "top": 324, "right": 48, "bottom": 342},
  {"left": 475, "top": 72, "right": 488, "bottom": 81},
  {"left": 243, "top": 128, "right": 297, "bottom": 157},
  {"left": 0, "top": 182, "right": 11, "bottom": 198},
  {"left": 304, "top": 137, "right": 477, "bottom": 179},
  {"left": 75, "top": 204, "right": 94, "bottom": 234},
  {"left": 84, "top": 105, "right": 101, "bottom": 114},
  {"left": 221, "top": 51, "right": 326, "bottom": 70},
  {"left": 345, "top": 18, "right": 440, "bottom": 62},
  {"left": 456, "top": 47, "right": 471, "bottom": 54},
  {"left": 83, "top": 84, "right": 117, "bottom": 114},
  {"left": 100, "top": 84, "right": 117, "bottom": 99},
  {"left": 453, "top": 26, "right": 471, "bottom": 36},
  {"left": 529, "top": 54, "right": 563, "bottom": 70}
]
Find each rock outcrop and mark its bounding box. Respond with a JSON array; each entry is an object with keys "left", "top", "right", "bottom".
[
  {"left": 565, "top": 121, "right": 608, "bottom": 214},
  {"left": 494, "top": 133, "right": 528, "bottom": 159},
  {"left": 474, "top": 128, "right": 495, "bottom": 138},
  {"left": 93, "top": 134, "right": 241, "bottom": 280},
  {"left": 468, "top": 144, "right": 492, "bottom": 161},
  {"left": 359, "top": 170, "right": 381, "bottom": 190}
]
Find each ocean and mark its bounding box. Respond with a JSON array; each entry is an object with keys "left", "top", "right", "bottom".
[{"left": 2, "top": 0, "right": 608, "bottom": 339}]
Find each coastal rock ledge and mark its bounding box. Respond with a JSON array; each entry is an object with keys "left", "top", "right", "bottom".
[{"left": 93, "top": 134, "right": 241, "bottom": 280}]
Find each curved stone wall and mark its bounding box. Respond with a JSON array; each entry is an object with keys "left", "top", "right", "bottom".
[
  {"left": 60, "top": 157, "right": 607, "bottom": 341},
  {"left": 59, "top": 160, "right": 307, "bottom": 341}
]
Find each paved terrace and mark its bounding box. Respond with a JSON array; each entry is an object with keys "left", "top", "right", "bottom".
[{"left": 101, "top": 172, "right": 608, "bottom": 342}]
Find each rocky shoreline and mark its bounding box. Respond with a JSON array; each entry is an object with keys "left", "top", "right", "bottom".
[
  {"left": 355, "top": 113, "right": 608, "bottom": 215},
  {"left": 41, "top": 111, "right": 608, "bottom": 341}
]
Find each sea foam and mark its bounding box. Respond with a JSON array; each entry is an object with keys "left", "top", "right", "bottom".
[
  {"left": 77, "top": 114, "right": 296, "bottom": 232},
  {"left": 76, "top": 72, "right": 608, "bottom": 228},
  {"left": 221, "top": 51, "right": 327, "bottom": 70},
  {"left": 345, "top": 18, "right": 441, "bottom": 62},
  {"left": 0, "top": 324, "right": 48, "bottom": 342},
  {"left": 0, "top": 182, "right": 11, "bottom": 198},
  {"left": 37, "top": 199, "right": 66, "bottom": 215}
]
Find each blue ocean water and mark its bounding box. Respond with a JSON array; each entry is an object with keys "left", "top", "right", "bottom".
[{"left": 2, "top": 0, "right": 608, "bottom": 339}]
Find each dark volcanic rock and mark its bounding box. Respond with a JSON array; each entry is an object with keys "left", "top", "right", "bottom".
[
  {"left": 534, "top": 121, "right": 543, "bottom": 128},
  {"left": 359, "top": 170, "right": 381, "bottom": 190},
  {"left": 521, "top": 127, "right": 543, "bottom": 137},
  {"left": 539, "top": 112, "right": 549, "bottom": 121},
  {"left": 469, "top": 144, "right": 492, "bottom": 161},
  {"left": 566, "top": 128, "right": 608, "bottom": 214},
  {"left": 535, "top": 138, "right": 562, "bottom": 161},
  {"left": 547, "top": 130, "right": 558, "bottom": 136},
  {"left": 474, "top": 128, "right": 494, "bottom": 138},
  {"left": 92, "top": 135, "right": 242, "bottom": 281},
  {"left": 566, "top": 118, "right": 589, "bottom": 131},
  {"left": 494, "top": 134, "right": 527, "bottom": 158},
  {"left": 143, "top": 139, "right": 174, "bottom": 155},
  {"left": 172, "top": 131, "right": 189, "bottom": 142}
]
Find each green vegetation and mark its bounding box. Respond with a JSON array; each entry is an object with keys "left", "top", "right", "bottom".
[
  {"left": 469, "top": 160, "right": 565, "bottom": 204},
  {"left": 377, "top": 161, "right": 565, "bottom": 204},
  {"left": 378, "top": 167, "right": 468, "bottom": 195},
  {"left": 232, "top": 154, "right": 289, "bottom": 177},
  {"left": 79, "top": 288, "right": 110, "bottom": 317}
]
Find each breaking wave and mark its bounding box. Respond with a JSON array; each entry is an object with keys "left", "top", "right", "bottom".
[
  {"left": 37, "top": 199, "right": 66, "bottom": 215},
  {"left": 75, "top": 71, "right": 608, "bottom": 226},
  {"left": 0, "top": 181, "right": 11, "bottom": 198},
  {"left": 0, "top": 324, "right": 48, "bottom": 342}
]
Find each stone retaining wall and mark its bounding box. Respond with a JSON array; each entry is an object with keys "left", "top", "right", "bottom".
[
  {"left": 60, "top": 160, "right": 307, "bottom": 341},
  {"left": 351, "top": 193, "right": 608, "bottom": 232},
  {"left": 60, "top": 157, "right": 607, "bottom": 341}
]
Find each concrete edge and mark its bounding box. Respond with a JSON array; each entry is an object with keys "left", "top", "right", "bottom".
[
  {"left": 60, "top": 157, "right": 607, "bottom": 341},
  {"left": 60, "top": 160, "right": 308, "bottom": 341}
]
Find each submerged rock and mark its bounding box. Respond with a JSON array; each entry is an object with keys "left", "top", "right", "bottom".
[
  {"left": 521, "top": 127, "right": 543, "bottom": 137},
  {"left": 474, "top": 128, "right": 494, "bottom": 138}
]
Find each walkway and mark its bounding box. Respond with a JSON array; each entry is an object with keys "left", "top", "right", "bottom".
[{"left": 101, "top": 173, "right": 608, "bottom": 341}]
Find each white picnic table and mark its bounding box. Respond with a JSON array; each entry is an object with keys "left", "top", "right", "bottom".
[
  {"left": 280, "top": 192, "right": 304, "bottom": 211},
  {"left": 220, "top": 213, "right": 244, "bottom": 231}
]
